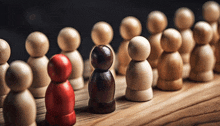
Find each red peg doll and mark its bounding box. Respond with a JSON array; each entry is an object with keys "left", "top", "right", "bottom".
[{"left": 45, "top": 54, "right": 76, "bottom": 125}]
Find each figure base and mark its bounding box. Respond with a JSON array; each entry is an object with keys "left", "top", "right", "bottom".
[
  {"left": 125, "top": 87, "right": 153, "bottom": 102},
  {"left": 157, "top": 78, "right": 183, "bottom": 91},
  {"left": 189, "top": 70, "right": 214, "bottom": 82},
  {"left": 89, "top": 99, "right": 116, "bottom": 114},
  {"left": 46, "top": 111, "right": 76, "bottom": 126},
  {"left": 4, "top": 121, "right": 37, "bottom": 126}
]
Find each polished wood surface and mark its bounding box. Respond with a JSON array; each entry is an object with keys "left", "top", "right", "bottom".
[{"left": 0, "top": 61, "right": 220, "bottom": 125}]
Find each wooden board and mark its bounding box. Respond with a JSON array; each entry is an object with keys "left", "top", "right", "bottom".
[{"left": 0, "top": 63, "right": 220, "bottom": 126}]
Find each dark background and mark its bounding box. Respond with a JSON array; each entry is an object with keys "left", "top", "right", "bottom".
[{"left": 0, "top": 0, "right": 215, "bottom": 63}]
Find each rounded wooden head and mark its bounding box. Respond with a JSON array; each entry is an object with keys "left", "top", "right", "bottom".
[
  {"left": 58, "top": 27, "right": 81, "bottom": 52},
  {"left": 120, "top": 16, "right": 142, "bottom": 40},
  {"left": 91, "top": 22, "right": 113, "bottom": 45},
  {"left": 0, "top": 39, "right": 10, "bottom": 64},
  {"left": 203, "top": 1, "right": 220, "bottom": 23},
  {"left": 193, "top": 21, "right": 213, "bottom": 45},
  {"left": 147, "top": 11, "right": 168, "bottom": 34},
  {"left": 161, "top": 28, "right": 182, "bottom": 52},
  {"left": 128, "top": 36, "right": 151, "bottom": 61},
  {"left": 48, "top": 54, "right": 72, "bottom": 82},
  {"left": 25, "top": 31, "right": 49, "bottom": 57},
  {"left": 5, "top": 61, "right": 33, "bottom": 92},
  {"left": 174, "top": 7, "right": 195, "bottom": 30},
  {"left": 91, "top": 45, "right": 113, "bottom": 71}
]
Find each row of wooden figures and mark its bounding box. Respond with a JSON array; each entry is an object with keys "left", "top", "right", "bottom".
[
  {"left": 1, "top": 23, "right": 219, "bottom": 125},
  {"left": 0, "top": 1, "right": 220, "bottom": 125}
]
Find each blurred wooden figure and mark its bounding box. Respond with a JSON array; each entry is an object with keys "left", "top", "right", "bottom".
[
  {"left": 58, "top": 27, "right": 84, "bottom": 90},
  {"left": 174, "top": 7, "right": 195, "bottom": 64},
  {"left": 157, "top": 29, "right": 183, "bottom": 91},
  {"left": 3, "top": 61, "right": 36, "bottom": 126},
  {"left": 190, "top": 21, "right": 215, "bottom": 82},
  {"left": 117, "top": 16, "right": 142, "bottom": 75},
  {"left": 89, "top": 45, "right": 115, "bottom": 114},
  {"left": 215, "top": 19, "right": 220, "bottom": 72},
  {"left": 26, "top": 32, "right": 50, "bottom": 98},
  {"left": 202, "top": 1, "right": 220, "bottom": 51},
  {"left": 0, "top": 39, "right": 10, "bottom": 108},
  {"left": 90, "top": 22, "right": 116, "bottom": 78},
  {"left": 125, "top": 36, "right": 153, "bottom": 101},
  {"left": 146, "top": 11, "right": 167, "bottom": 87}
]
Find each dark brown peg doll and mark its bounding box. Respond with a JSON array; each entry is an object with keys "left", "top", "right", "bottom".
[{"left": 88, "top": 45, "right": 115, "bottom": 114}]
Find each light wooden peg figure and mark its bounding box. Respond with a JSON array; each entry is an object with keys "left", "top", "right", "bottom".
[
  {"left": 215, "top": 19, "right": 220, "bottom": 72},
  {"left": 58, "top": 27, "right": 84, "bottom": 90},
  {"left": 146, "top": 11, "right": 167, "bottom": 86},
  {"left": 3, "top": 61, "right": 36, "bottom": 126},
  {"left": 0, "top": 39, "right": 10, "bottom": 108},
  {"left": 90, "top": 21, "right": 116, "bottom": 77},
  {"left": 125, "top": 36, "right": 153, "bottom": 101},
  {"left": 174, "top": 7, "right": 195, "bottom": 64},
  {"left": 202, "top": 1, "right": 220, "bottom": 51},
  {"left": 157, "top": 29, "right": 183, "bottom": 91},
  {"left": 26, "top": 31, "right": 51, "bottom": 98},
  {"left": 117, "top": 16, "right": 142, "bottom": 75},
  {"left": 189, "top": 21, "right": 215, "bottom": 82}
]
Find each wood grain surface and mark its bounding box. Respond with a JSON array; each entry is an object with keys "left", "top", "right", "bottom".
[{"left": 0, "top": 62, "right": 220, "bottom": 126}]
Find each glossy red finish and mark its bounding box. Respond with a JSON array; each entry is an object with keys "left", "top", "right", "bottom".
[
  {"left": 46, "top": 110, "right": 76, "bottom": 125},
  {"left": 45, "top": 54, "right": 76, "bottom": 125},
  {"left": 48, "top": 54, "right": 72, "bottom": 82},
  {"left": 46, "top": 80, "right": 75, "bottom": 115},
  {"left": 45, "top": 80, "right": 76, "bottom": 125}
]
